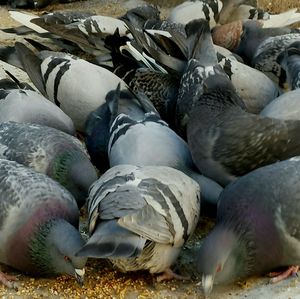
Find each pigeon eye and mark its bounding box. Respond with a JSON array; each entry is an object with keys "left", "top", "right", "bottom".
[{"left": 64, "top": 256, "right": 70, "bottom": 262}]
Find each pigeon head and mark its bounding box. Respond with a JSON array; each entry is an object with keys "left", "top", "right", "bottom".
[
  {"left": 196, "top": 226, "right": 248, "bottom": 295},
  {"left": 29, "top": 219, "right": 87, "bottom": 284},
  {"left": 49, "top": 149, "right": 97, "bottom": 207}
]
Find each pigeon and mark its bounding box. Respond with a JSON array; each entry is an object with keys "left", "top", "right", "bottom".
[
  {"left": 107, "top": 85, "right": 223, "bottom": 205},
  {"left": 184, "top": 20, "right": 300, "bottom": 186},
  {"left": 11, "top": 42, "right": 128, "bottom": 132},
  {"left": 212, "top": 20, "right": 300, "bottom": 84},
  {"left": 187, "top": 70, "right": 300, "bottom": 186},
  {"left": 76, "top": 164, "right": 200, "bottom": 281},
  {"left": 0, "top": 121, "right": 97, "bottom": 207},
  {"left": 0, "top": 159, "right": 86, "bottom": 288},
  {"left": 0, "top": 76, "right": 75, "bottom": 135},
  {"left": 196, "top": 158, "right": 300, "bottom": 295},
  {"left": 175, "top": 19, "right": 246, "bottom": 137},
  {"left": 277, "top": 41, "right": 300, "bottom": 90}
]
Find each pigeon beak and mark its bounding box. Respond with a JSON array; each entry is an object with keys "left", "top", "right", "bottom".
[
  {"left": 74, "top": 268, "right": 85, "bottom": 286},
  {"left": 202, "top": 274, "right": 214, "bottom": 296}
]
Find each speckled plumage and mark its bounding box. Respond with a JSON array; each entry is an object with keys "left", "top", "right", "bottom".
[
  {"left": 196, "top": 158, "right": 300, "bottom": 294},
  {"left": 187, "top": 83, "right": 300, "bottom": 186},
  {"left": 0, "top": 159, "right": 86, "bottom": 284},
  {"left": 77, "top": 164, "right": 200, "bottom": 276},
  {"left": 0, "top": 121, "right": 97, "bottom": 207}
]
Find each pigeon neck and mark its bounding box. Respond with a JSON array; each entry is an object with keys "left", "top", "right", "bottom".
[
  {"left": 29, "top": 219, "right": 86, "bottom": 276},
  {"left": 198, "top": 225, "right": 250, "bottom": 284},
  {"left": 28, "top": 219, "right": 65, "bottom": 276},
  {"left": 49, "top": 149, "right": 97, "bottom": 207}
]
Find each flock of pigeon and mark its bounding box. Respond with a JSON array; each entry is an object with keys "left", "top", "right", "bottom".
[{"left": 0, "top": 0, "right": 300, "bottom": 296}]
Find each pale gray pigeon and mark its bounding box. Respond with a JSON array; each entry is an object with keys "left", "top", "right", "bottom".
[
  {"left": 12, "top": 42, "right": 128, "bottom": 132},
  {"left": 107, "top": 85, "right": 222, "bottom": 205},
  {"left": 76, "top": 164, "right": 200, "bottom": 281}
]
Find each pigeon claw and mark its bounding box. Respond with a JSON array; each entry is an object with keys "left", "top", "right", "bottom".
[
  {"left": 0, "top": 271, "right": 19, "bottom": 289},
  {"left": 269, "top": 265, "right": 299, "bottom": 284},
  {"left": 156, "top": 268, "right": 190, "bottom": 282}
]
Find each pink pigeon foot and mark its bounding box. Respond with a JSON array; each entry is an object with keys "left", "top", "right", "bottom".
[
  {"left": 156, "top": 268, "right": 190, "bottom": 282},
  {"left": 0, "top": 271, "right": 18, "bottom": 289},
  {"left": 269, "top": 266, "right": 299, "bottom": 283}
]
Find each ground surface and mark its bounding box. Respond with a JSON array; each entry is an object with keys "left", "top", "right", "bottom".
[{"left": 0, "top": 0, "right": 300, "bottom": 298}]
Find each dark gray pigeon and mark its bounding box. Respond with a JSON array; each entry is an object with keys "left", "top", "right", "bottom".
[
  {"left": 0, "top": 159, "right": 86, "bottom": 288},
  {"left": 76, "top": 164, "right": 200, "bottom": 281},
  {"left": 107, "top": 85, "right": 223, "bottom": 205},
  {"left": 0, "top": 77, "right": 75, "bottom": 135},
  {"left": 0, "top": 121, "right": 97, "bottom": 207},
  {"left": 185, "top": 21, "right": 300, "bottom": 186},
  {"left": 196, "top": 157, "right": 300, "bottom": 295}
]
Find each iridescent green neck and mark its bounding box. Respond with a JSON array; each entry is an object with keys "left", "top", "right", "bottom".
[{"left": 29, "top": 219, "right": 59, "bottom": 276}]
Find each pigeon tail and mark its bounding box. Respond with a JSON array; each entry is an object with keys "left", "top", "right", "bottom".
[
  {"left": 76, "top": 220, "right": 146, "bottom": 258},
  {"left": 14, "top": 42, "right": 46, "bottom": 97},
  {"left": 185, "top": 19, "right": 218, "bottom": 65},
  {"left": 9, "top": 11, "right": 48, "bottom": 34}
]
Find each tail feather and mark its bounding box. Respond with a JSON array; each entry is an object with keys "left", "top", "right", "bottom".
[
  {"left": 14, "top": 42, "right": 46, "bottom": 96},
  {"left": 3, "top": 70, "right": 34, "bottom": 90},
  {"left": 75, "top": 220, "right": 146, "bottom": 258},
  {"left": 185, "top": 19, "right": 218, "bottom": 66},
  {"left": 9, "top": 11, "right": 48, "bottom": 34}
]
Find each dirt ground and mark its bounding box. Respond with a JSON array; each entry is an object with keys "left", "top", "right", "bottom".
[{"left": 0, "top": 0, "right": 300, "bottom": 298}]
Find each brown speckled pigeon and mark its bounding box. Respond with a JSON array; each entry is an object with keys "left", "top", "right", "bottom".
[
  {"left": 196, "top": 158, "right": 300, "bottom": 295},
  {"left": 0, "top": 121, "right": 97, "bottom": 207},
  {"left": 0, "top": 159, "right": 86, "bottom": 288}
]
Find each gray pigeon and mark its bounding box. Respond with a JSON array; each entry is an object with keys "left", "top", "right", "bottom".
[
  {"left": 76, "top": 164, "right": 200, "bottom": 281},
  {"left": 10, "top": 42, "right": 128, "bottom": 132},
  {"left": 277, "top": 41, "right": 300, "bottom": 90},
  {"left": 184, "top": 21, "right": 300, "bottom": 186},
  {"left": 0, "top": 159, "right": 86, "bottom": 288},
  {"left": 0, "top": 121, "right": 97, "bottom": 207},
  {"left": 196, "top": 157, "right": 300, "bottom": 295},
  {"left": 107, "top": 85, "right": 222, "bottom": 205},
  {"left": 0, "top": 77, "right": 75, "bottom": 135}
]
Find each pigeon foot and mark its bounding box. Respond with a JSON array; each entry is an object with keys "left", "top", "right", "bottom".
[
  {"left": 269, "top": 265, "right": 299, "bottom": 283},
  {"left": 0, "top": 271, "right": 18, "bottom": 289},
  {"left": 156, "top": 268, "right": 190, "bottom": 282}
]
